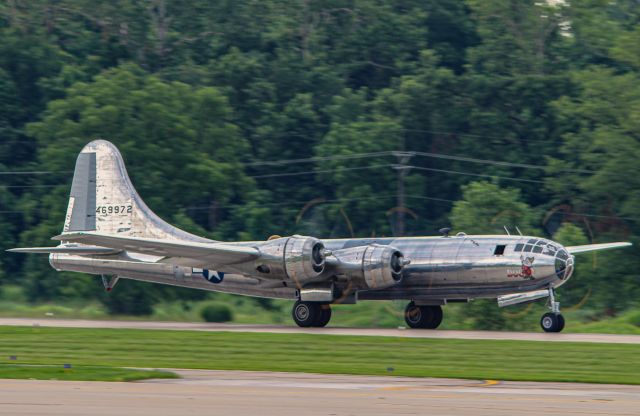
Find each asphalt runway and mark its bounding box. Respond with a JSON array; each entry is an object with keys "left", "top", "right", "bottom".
[
  {"left": 1, "top": 370, "right": 639, "bottom": 416},
  {"left": 1, "top": 317, "right": 640, "bottom": 344}
]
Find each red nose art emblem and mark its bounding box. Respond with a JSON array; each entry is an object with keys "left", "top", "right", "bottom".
[{"left": 507, "top": 256, "right": 535, "bottom": 279}]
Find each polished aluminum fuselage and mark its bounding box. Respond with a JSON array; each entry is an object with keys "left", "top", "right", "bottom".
[{"left": 50, "top": 234, "right": 573, "bottom": 302}]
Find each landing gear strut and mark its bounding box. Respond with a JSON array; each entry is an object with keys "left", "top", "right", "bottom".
[
  {"left": 540, "top": 287, "right": 565, "bottom": 333},
  {"left": 404, "top": 302, "right": 443, "bottom": 329},
  {"left": 292, "top": 301, "right": 331, "bottom": 328}
]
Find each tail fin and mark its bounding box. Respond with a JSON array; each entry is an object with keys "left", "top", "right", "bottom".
[{"left": 63, "top": 140, "right": 207, "bottom": 242}]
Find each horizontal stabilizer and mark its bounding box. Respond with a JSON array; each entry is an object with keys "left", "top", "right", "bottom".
[
  {"left": 7, "top": 246, "right": 121, "bottom": 255},
  {"left": 53, "top": 232, "right": 260, "bottom": 266},
  {"left": 566, "top": 242, "right": 632, "bottom": 254}
]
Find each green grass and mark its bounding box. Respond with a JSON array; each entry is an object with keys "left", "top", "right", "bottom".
[
  {"left": 0, "top": 364, "right": 177, "bottom": 381},
  {"left": 1, "top": 326, "right": 639, "bottom": 385}
]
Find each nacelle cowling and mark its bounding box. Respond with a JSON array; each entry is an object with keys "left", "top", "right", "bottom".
[
  {"left": 329, "top": 244, "right": 407, "bottom": 290},
  {"left": 255, "top": 235, "right": 327, "bottom": 286}
]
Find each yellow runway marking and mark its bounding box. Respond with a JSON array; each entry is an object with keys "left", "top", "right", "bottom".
[
  {"left": 381, "top": 379, "right": 500, "bottom": 391},
  {"left": 476, "top": 379, "right": 500, "bottom": 387}
]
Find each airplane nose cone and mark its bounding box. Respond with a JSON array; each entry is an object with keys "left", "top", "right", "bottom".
[{"left": 554, "top": 248, "right": 573, "bottom": 281}]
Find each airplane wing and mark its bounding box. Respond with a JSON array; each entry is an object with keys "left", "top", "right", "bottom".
[
  {"left": 52, "top": 231, "right": 260, "bottom": 266},
  {"left": 565, "top": 242, "right": 632, "bottom": 254}
]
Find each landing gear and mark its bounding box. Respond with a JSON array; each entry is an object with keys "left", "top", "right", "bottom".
[
  {"left": 540, "top": 287, "right": 565, "bottom": 333},
  {"left": 292, "top": 301, "right": 332, "bottom": 328},
  {"left": 404, "top": 302, "right": 443, "bottom": 329}
]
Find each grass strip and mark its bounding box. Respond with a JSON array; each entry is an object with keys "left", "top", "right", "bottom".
[
  {"left": 0, "top": 326, "right": 638, "bottom": 384},
  {"left": 0, "top": 363, "right": 177, "bottom": 382}
]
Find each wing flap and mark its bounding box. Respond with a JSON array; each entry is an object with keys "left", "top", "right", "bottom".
[
  {"left": 53, "top": 232, "right": 260, "bottom": 266},
  {"left": 7, "top": 246, "right": 121, "bottom": 255},
  {"left": 566, "top": 242, "right": 632, "bottom": 254}
]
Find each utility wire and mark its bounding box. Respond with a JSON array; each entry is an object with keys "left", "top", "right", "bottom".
[
  {"left": 249, "top": 163, "right": 393, "bottom": 179},
  {"left": 407, "top": 165, "right": 546, "bottom": 184}
]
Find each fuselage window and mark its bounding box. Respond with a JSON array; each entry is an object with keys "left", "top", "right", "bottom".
[
  {"left": 514, "top": 243, "right": 524, "bottom": 252},
  {"left": 494, "top": 245, "right": 506, "bottom": 255}
]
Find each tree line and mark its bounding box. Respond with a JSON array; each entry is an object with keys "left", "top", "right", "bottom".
[{"left": 0, "top": 1, "right": 638, "bottom": 320}]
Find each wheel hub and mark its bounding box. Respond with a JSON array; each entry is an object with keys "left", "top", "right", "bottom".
[
  {"left": 407, "top": 307, "right": 421, "bottom": 324},
  {"left": 295, "top": 304, "right": 309, "bottom": 320}
]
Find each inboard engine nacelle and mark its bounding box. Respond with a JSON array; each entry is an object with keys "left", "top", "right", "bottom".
[
  {"left": 255, "top": 235, "right": 328, "bottom": 285},
  {"left": 329, "top": 244, "right": 408, "bottom": 289}
]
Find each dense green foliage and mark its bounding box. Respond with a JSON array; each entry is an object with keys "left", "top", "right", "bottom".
[
  {"left": 0, "top": 1, "right": 638, "bottom": 323},
  {"left": 1, "top": 326, "right": 639, "bottom": 384},
  {"left": 200, "top": 302, "right": 234, "bottom": 322}
]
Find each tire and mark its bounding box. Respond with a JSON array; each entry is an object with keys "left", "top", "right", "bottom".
[
  {"left": 314, "top": 305, "right": 332, "bottom": 327},
  {"left": 556, "top": 314, "right": 565, "bottom": 332},
  {"left": 423, "top": 305, "right": 443, "bottom": 329},
  {"left": 405, "top": 303, "right": 444, "bottom": 329},
  {"left": 292, "top": 301, "right": 321, "bottom": 327},
  {"left": 540, "top": 312, "right": 564, "bottom": 333},
  {"left": 405, "top": 302, "right": 426, "bottom": 328}
]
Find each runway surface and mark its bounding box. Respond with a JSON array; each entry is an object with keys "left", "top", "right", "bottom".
[
  {"left": 1, "top": 317, "right": 640, "bottom": 344},
  {"left": 1, "top": 370, "right": 639, "bottom": 416}
]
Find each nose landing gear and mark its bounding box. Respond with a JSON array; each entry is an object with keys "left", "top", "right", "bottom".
[{"left": 540, "top": 287, "right": 565, "bottom": 333}]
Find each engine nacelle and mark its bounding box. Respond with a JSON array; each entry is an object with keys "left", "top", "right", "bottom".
[
  {"left": 329, "top": 244, "right": 407, "bottom": 290},
  {"left": 255, "top": 235, "right": 327, "bottom": 285}
]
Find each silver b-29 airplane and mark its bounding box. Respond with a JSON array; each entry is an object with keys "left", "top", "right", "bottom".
[{"left": 10, "top": 140, "right": 632, "bottom": 332}]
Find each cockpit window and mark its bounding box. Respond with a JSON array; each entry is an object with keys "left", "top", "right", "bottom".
[
  {"left": 514, "top": 243, "right": 524, "bottom": 252},
  {"left": 543, "top": 244, "right": 557, "bottom": 256},
  {"left": 533, "top": 245, "right": 543, "bottom": 253},
  {"left": 527, "top": 239, "right": 538, "bottom": 244},
  {"left": 523, "top": 244, "right": 533, "bottom": 252}
]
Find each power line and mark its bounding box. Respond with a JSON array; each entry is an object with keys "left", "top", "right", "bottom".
[
  {"left": 186, "top": 194, "right": 400, "bottom": 211},
  {"left": 249, "top": 164, "right": 393, "bottom": 179},
  {"left": 408, "top": 165, "right": 546, "bottom": 184},
  {"left": 410, "top": 151, "right": 597, "bottom": 175},
  {"left": 0, "top": 170, "right": 73, "bottom": 175},
  {"left": 1, "top": 184, "right": 67, "bottom": 188},
  {"left": 242, "top": 151, "right": 391, "bottom": 167},
  {"left": 0, "top": 148, "right": 605, "bottom": 177}
]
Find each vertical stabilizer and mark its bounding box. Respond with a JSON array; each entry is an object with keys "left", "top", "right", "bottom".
[
  {"left": 64, "top": 152, "right": 97, "bottom": 232},
  {"left": 63, "top": 140, "right": 210, "bottom": 242}
]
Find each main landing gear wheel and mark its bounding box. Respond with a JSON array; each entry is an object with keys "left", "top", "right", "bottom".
[
  {"left": 540, "top": 312, "right": 565, "bottom": 333},
  {"left": 404, "top": 302, "right": 443, "bottom": 329},
  {"left": 292, "top": 301, "right": 332, "bottom": 328}
]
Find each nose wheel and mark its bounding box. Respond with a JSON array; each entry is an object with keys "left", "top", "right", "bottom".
[
  {"left": 540, "top": 312, "right": 565, "bottom": 332},
  {"left": 540, "top": 287, "right": 565, "bottom": 333}
]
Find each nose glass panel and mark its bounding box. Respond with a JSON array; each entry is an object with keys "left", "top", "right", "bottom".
[{"left": 554, "top": 249, "right": 572, "bottom": 279}]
